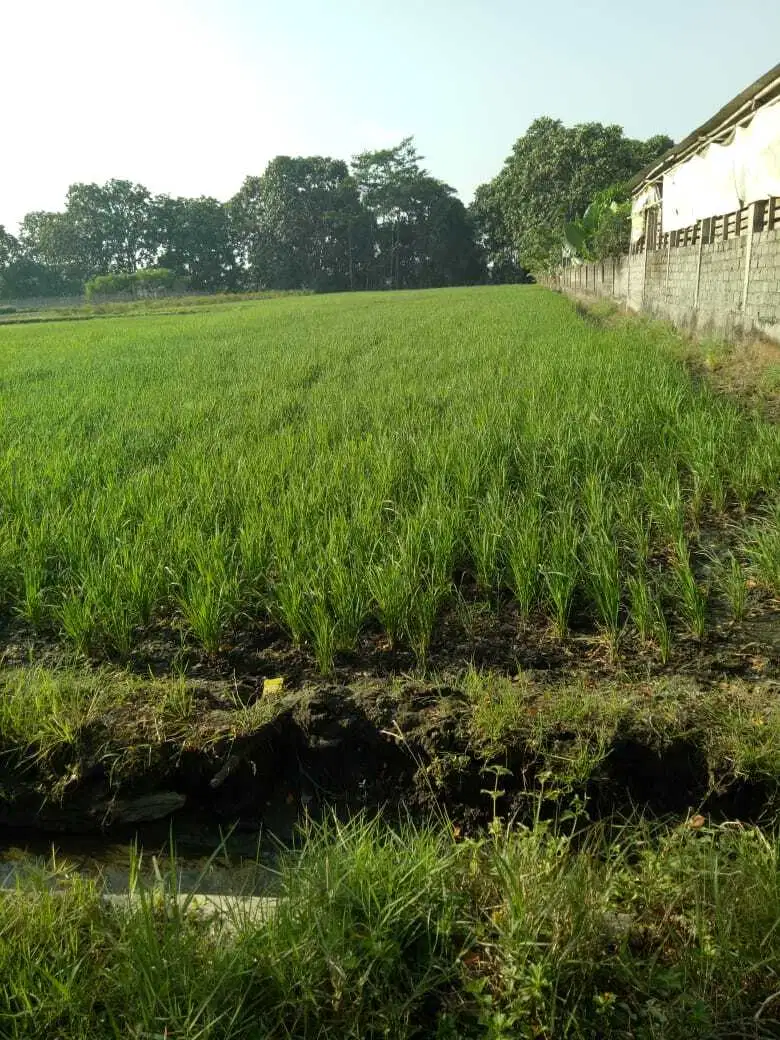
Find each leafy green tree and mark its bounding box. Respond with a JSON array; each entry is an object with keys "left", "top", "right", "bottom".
[
  {"left": 64, "top": 179, "right": 154, "bottom": 274},
  {"left": 230, "top": 157, "right": 371, "bottom": 291},
  {"left": 394, "top": 176, "right": 483, "bottom": 288},
  {"left": 0, "top": 226, "right": 15, "bottom": 267},
  {"left": 470, "top": 182, "right": 528, "bottom": 283},
  {"left": 352, "top": 137, "right": 423, "bottom": 289},
  {"left": 477, "top": 119, "right": 672, "bottom": 272},
  {"left": 152, "top": 195, "right": 238, "bottom": 291},
  {"left": 0, "top": 226, "right": 18, "bottom": 298},
  {"left": 16, "top": 211, "right": 86, "bottom": 294},
  {"left": 18, "top": 181, "right": 155, "bottom": 287},
  {"left": 352, "top": 138, "right": 483, "bottom": 289}
]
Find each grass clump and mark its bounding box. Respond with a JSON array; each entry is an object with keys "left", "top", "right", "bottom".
[{"left": 2, "top": 815, "right": 780, "bottom": 1038}]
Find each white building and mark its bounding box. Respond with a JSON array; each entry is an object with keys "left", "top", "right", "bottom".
[{"left": 630, "top": 64, "right": 780, "bottom": 250}]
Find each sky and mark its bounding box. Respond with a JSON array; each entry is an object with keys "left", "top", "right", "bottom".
[{"left": 2, "top": 0, "right": 780, "bottom": 233}]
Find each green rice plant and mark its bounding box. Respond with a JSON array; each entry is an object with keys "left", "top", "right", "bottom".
[
  {"left": 615, "top": 488, "right": 651, "bottom": 569},
  {"left": 543, "top": 507, "right": 580, "bottom": 635},
  {"left": 584, "top": 532, "right": 621, "bottom": 641},
  {"left": 716, "top": 551, "right": 749, "bottom": 622},
  {"left": 403, "top": 572, "right": 452, "bottom": 666},
  {"left": 468, "top": 481, "right": 507, "bottom": 595},
  {"left": 58, "top": 591, "right": 98, "bottom": 655},
  {"left": 671, "top": 534, "right": 708, "bottom": 639},
  {"left": 627, "top": 572, "right": 655, "bottom": 643},
  {"left": 320, "top": 528, "right": 374, "bottom": 652},
  {"left": 16, "top": 559, "right": 48, "bottom": 628},
  {"left": 678, "top": 408, "right": 729, "bottom": 517},
  {"left": 505, "top": 495, "right": 542, "bottom": 617},
  {"left": 271, "top": 556, "right": 311, "bottom": 646},
  {"left": 238, "top": 515, "right": 271, "bottom": 616},
  {"left": 731, "top": 436, "right": 777, "bottom": 510},
  {"left": 368, "top": 552, "right": 413, "bottom": 649},
  {"left": 179, "top": 569, "right": 242, "bottom": 655},
  {"left": 643, "top": 468, "right": 685, "bottom": 545},
  {"left": 746, "top": 505, "right": 780, "bottom": 595},
  {"left": 0, "top": 285, "right": 776, "bottom": 670},
  {"left": 305, "top": 597, "right": 339, "bottom": 674}
]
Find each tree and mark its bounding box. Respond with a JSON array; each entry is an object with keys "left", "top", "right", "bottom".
[
  {"left": 395, "top": 176, "right": 483, "bottom": 288},
  {"left": 230, "top": 157, "right": 371, "bottom": 292},
  {"left": 152, "top": 195, "right": 238, "bottom": 291},
  {"left": 352, "top": 137, "right": 424, "bottom": 289},
  {"left": 64, "top": 179, "right": 154, "bottom": 275},
  {"left": 16, "top": 211, "right": 86, "bottom": 294},
  {"left": 17, "top": 181, "right": 155, "bottom": 287},
  {"left": 477, "top": 119, "right": 673, "bottom": 272},
  {"left": 470, "top": 182, "right": 528, "bottom": 283},
  {"left": 0, "top": 226, "right": 19, "bottom": 298},
  {"left": 352, "top": 138, "right": 483, "bottom": 289}
]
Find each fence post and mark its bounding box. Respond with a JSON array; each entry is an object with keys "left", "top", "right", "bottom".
[
  {"left": 693, "top": 221, "right": 705, "bottom": 311},
  {"left": 664, "top": 236, "right": 671, "bottom": 296},
  {"left": 742, "top": 201, "right": 757, "bottom": 313}
]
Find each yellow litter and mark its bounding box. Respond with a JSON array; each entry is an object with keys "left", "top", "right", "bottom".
[{"left": 262, "top": 677, "right": 285, "bottom": 697}]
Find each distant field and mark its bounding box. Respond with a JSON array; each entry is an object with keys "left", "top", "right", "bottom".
[{"left": 0, "top": 285, "right": 777, "bottom": 671}]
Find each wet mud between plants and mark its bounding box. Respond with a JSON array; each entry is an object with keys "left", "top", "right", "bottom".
[{"left": 5, "top": 581, "right": 772, "bottom": 692}]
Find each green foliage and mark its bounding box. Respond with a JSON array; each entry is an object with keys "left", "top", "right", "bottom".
[
  {"left": 470, "top": 183, "right": 529, "bottom": 284},
  {"left": 564, "top": 184, "right": 632, "bottom": 261},
  {"left": 4, "top": 117, "right": 670, "bottom": 293},
  {"left": 2, "top": 815, "right": 780, "bottom": 1038},
  {"left": 153, "top": 194, "right": 239, "bottom": 291},
  {"left": 352, "top": 137, "right": 484, "bottom": 289},
  {"left": 476, "top": 119, "right": 672, "bottom": 272},
  {"left": 230, "top": 156, "right": 374, "bottom": 292},
  {"left": 84, "top": 268, "right": 180, "bottom": 300}
]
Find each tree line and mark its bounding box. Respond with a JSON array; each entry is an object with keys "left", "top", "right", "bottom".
[{"left": 0, "top": 123, "right": 672, "bottom": 300}]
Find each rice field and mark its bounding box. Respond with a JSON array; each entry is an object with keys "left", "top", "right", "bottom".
[
  {"left": 0, "top": 285, "right": 777, "bottom": 671},
  {"left": 2, "top": 285, "right": 780, "bottom": 1038}
]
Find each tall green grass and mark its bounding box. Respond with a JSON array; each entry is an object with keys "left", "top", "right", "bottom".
[
  {"left": 0, "top": 286, "right": 777, "bottom": 670},
  {"left": 2, "top": 815, "right": 779, "bottom": 1038}
]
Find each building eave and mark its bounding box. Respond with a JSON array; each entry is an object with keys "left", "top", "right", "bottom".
[{"left": 629, "top": 63, "right": 780, "bottom": 196}]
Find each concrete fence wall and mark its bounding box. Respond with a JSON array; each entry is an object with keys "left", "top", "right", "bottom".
[
  {"left": 0, "top": 295, "right": 86, "bottom": 312},
  {"left": 553, "top": 199, "right": 780, "bottom": 343}
]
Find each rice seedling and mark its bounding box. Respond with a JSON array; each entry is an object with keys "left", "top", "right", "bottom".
[
  {"left": 468, "top": 480, "right": 507, "bottom": 596},
  {"left": 627, "top": 571, "right": 655, "bottom": 643},
  {"left": 746, "top": 503, "right": 780, "bottom": 595},
  {"left": 671, "top": 534, "right": 708, "bottom": 639},
  {"left": 584, "top": 532, "right": 621, "bottom": 641},
  {"left": 716, "top": 551, "right": 749, "bottom": 622},
  {"left": 505, "top": 494, "right": 542, "bottom": 618},
  {"left": 543, "top": 507, "right": 580, "bottom": 635}
]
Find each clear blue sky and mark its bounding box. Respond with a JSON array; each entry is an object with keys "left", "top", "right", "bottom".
[{"left": 2, "top": 0, "right": 779, "bottom": 231}]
